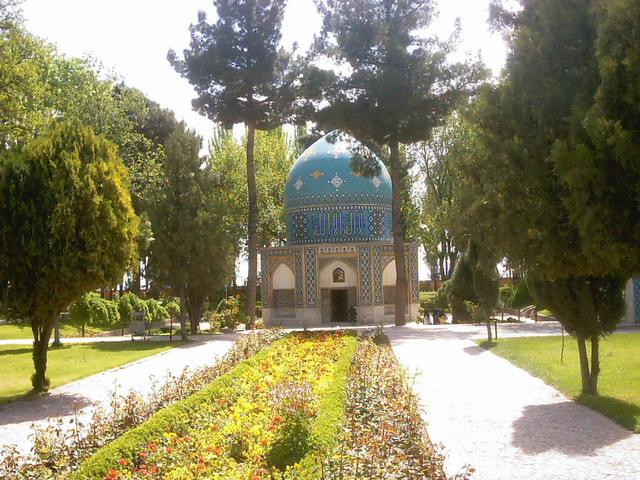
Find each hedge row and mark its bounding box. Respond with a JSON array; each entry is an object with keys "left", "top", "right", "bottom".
[{"left": 72, "top": 331, "right": 357, "bottom": 479}]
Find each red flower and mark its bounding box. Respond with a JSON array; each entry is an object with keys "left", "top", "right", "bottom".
[
  {"left": 106, "top": 469, "right": 119, "bottom": 480},
  {"left": 117, "top": 458, "right": 128, "bottom": 466}
]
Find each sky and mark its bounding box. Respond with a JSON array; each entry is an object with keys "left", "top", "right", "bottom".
[{"left": 21, "top": 0, "right": 510, "bottom": 281}]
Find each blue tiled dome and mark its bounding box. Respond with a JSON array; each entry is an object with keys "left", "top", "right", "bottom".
[{"left": 285, "top": 131, "right": 393, "bottom": 245}]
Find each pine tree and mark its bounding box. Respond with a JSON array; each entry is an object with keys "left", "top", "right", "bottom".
[
  {"left": 309, "top": 0, "right": 485, "bottom": 325},
  {"left": 168, "top": 0, "right": 300, "bottom": 328}
]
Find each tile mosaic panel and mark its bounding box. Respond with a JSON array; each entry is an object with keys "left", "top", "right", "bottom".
[
  {"left": 260, "top": 250, "right": 270, "bottom": 308},
  {"left": 305, "top": 247, "right": 318, "bottom": 307},
  {"left": 295, "top": 249, "right": 304, "bottom": 307},
  {"left": 287, "top": 205, "right": 392, "bottom": 245},
  {"left": 359, "top": 245, "right": 372, "bottom": 305},
  {"left": 373, "top": 245, "right": 383, "bottom": 305},
  {"left": 318, "top": 245, "right": 357, "bottom": 254}
]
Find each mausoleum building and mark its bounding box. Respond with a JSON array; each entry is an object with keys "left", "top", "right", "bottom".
[{"left": 260, "top": 131, "right": 420, "bottom": 327}]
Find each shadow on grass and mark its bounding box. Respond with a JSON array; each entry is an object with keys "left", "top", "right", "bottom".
[
  {"left": 86, "top": 341, "right": 185, "bottom": 353},
  {"left": 577, "top": 393, "right": 640, "bottom": 433},
  {"left": 463, "top": 341, "right": 497, "bottom": 356},
  {"left": 463, "top": 341, "right": 498, "bottom": 355},
  {"left": 512, "top": 401, "right": 632, "bottom": 456},
  {"left": 0, "top": 392, "right": 93, "bottom": 425},
  {"left": 0, "top": 347, "right": 34, "bottom": 357}
]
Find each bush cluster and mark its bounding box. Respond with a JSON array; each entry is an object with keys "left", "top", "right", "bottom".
[
  {"left": 206, "top": 295, "right": 245, "bottom": 331},
  {"left": 496, "top": 280, "right": 533, "bottom": 309},
  {"left": 69, "top": 293, "right": 120, "bottom": 329},
  {"left": 68, "top": 293, "right": 182, "bottom": 331}
]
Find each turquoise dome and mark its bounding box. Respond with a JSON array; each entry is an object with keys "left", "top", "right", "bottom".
[{"left": 285, "top": 131, "right": 393, "bottom": 245}]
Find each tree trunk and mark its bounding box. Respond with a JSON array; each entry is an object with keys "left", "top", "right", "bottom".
[
  {"left": 589, "top": 334, "right": 600, "bottom": 395},
  {"left": 132, "top": 265, "right": 141, "bottom": 295},
  {"left": 31, "top": 317, "right": 54, "bottom": 393},
  {"left": 483, "top": 306, "right": 492, "bottom": 341},
  {"left": 576, "top": 335, "right": 592, "bottom": 394},
  {"left": 389, "top": 141, "right": 407, "bottom": 326},
  {"left": 188, "top": 300, "right": 201, "bottom": 335},
  {"left": 246, "top": 123, "right": 258, "bottom": 329},
  {"left": 179, "top": 293, "right": 188, "bottom": 341}
]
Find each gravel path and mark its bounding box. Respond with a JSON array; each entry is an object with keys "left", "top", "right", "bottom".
[
  {"left": 386, "top": 324, "right": 640, "bottom": 480},
  {"left": 0, "top": 335, "right": 236, "bottom": 457}
]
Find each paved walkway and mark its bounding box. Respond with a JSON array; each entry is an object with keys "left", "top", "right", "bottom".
[
  {"left": 386, "top": 324, "right": 640, "bottom": 480},
  {"left": 0, "top": 335, "right": 236, "bottom": 457}
]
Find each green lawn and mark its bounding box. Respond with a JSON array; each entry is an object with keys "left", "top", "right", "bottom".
[
  {"left": 0, "top": 322, "right": 119, "bottom": 340},
  {"left": 0, "top": 341, "right": 181, "bottom": 403},
  {"left": 478, "top": 333, "right": 640, "bottom": 432}
]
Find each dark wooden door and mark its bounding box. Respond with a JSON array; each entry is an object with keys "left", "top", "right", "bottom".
[{"left": 330, "top": 289, "right": 349, "bottom": 322}]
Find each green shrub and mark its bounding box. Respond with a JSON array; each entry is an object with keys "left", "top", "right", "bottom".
[
  {"left": 69, "top": 293, "right": 120, "bottom": 329},
  {"left": 202, "top": 310, "right": 221, "bottom": 332},
  {"left": 419, "top": 291, "right": 437, "bottom": 311},
  {"left": 500, "top": 284, "right": 515, "bottom": 308},
  {"left": 162, "top": 297, "right": 181, "bottom": 318},
  {"left": 433, "top": 286, "right": 449, "bottom": 309},
  {"left": 117, "top": 293, "right": 148, "bottom": 325},
  {"left": 443, "top": 280, "right": 471, "bottom": 323},
  {"left": 145, "top": 299, "right": 169, "bottom": 323},
  {"left": 511, "top": 279, "right": 533, "bottom": 308},
  {"left": 213, "top": 295, "right": 243, "bottom": 329}
]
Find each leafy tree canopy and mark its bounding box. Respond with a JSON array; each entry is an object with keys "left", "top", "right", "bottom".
[
  {"left": 151, "top": 123, "right": 237, "bottom": 336},
  {"left": 168, "top": 0, "right": 300, "bottom": 129},
  {"left": 0, "top": 120, "right": 138, "bottom": 391}
]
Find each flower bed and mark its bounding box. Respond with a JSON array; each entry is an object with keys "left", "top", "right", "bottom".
[
  {"left": 320, "top": 334, "right": 471, "bottom": 480},
  {"left": 1, "top": 330, "right": 285, "bottom": 480},
  {"left": 71, "top": 331, "right": 357, "bottom": 480}
]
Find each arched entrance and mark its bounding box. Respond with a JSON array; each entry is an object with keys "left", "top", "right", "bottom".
[
  {"left": 271, "top": 263, "right": 295, "bottom": 319},
  {"left": 319, "top": 261, "right": 357, "bottom": 322},
  {"left": 383, "top": 260, "right": 397, "bottom": 316}
]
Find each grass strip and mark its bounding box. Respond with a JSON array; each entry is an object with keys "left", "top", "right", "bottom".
[
  {"left": 0, "top": 341, "right": 180, "bottom": 404},
  {"left": 476, "top": 333, "right": 640, "bottom": 432}
]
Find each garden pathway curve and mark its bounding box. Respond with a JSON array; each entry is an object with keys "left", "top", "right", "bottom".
[
  {"left": 386, "top": 324, "right": 640, "bottom": 480},
  {"left": 0, "top": 334, "right": 236, "bottom": 457}
]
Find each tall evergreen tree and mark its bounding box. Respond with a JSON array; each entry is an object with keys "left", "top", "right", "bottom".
[
  {"left": 0, "top": 121, "right": 138, "bottom": 392},
  {"left": 310, "top": 0, "right": 485, "bottom": 325},
  {"left": 152, "top": 124, "right": 236, "bottom": 337},
  {"left": 449, "top": 0, "right": 640, "bottom": 394},
  {"left": 168, "top": 0, "right": 300, "bottom": 328}
]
